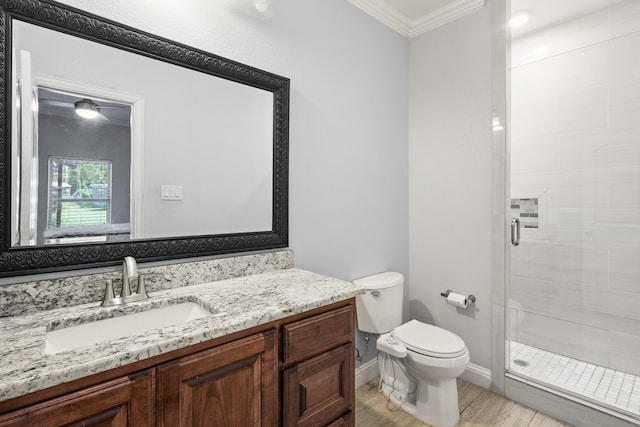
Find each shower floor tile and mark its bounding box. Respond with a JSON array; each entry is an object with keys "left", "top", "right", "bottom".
[{"left": 509, "top": 341, "right": 640, "bottom": 419}]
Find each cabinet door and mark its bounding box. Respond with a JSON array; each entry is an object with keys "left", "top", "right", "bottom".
[
  {"left": 157, "top": 330, "right": 277, "bottom": 427},
  {"left": 0, "top": 369, "right": 154, "bottom": 427},
  {"left": 283, "top": 343, "right": 354, "bottom": 427}
]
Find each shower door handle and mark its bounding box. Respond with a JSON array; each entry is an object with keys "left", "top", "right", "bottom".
[{"left": 511, "top": 218, "right": 520, "bottom": 246}]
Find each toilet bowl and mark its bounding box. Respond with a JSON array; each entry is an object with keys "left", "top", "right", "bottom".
[{"left": 354, "top": 272, "right": 469, "bottom": 427}]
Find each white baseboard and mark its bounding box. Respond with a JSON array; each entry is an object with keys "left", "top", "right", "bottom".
[
  {"left": 355, "top": 358, "right": 379, "bottom": 389},
  {"left": 461, "top": 362, "right": 492, "bottom": 390},
  {"left": 356, "top": 359, "right": 491, "bottom": 391}
]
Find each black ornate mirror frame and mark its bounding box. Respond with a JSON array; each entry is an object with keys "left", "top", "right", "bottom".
[{"left": 0, "top": 0, "right": 289, "bottom": 277}]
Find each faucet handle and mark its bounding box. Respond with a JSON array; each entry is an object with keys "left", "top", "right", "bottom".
[
  {"left": 137, "top": 274, "right": 149, "bottom": 298},
  {"left": 136, "top": 273, "right": 162, "bottom": 298},
  {"left": 100, "top": 279, "right": 116, "bottom": 306}
]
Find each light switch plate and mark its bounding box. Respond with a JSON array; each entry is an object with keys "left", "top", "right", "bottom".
[{"left": 161, "top": 185, "right": 183, "bottom": 201}]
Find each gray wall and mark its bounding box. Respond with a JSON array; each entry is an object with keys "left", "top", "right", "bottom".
[
  {"left": 408, "top": 4, "right": 494, "bottom": 372},
  {"left": 53, "top": 0, "right": 410, "bottom": 366}
]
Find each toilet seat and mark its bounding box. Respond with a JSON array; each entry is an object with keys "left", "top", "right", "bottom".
[{"left": 393, "top": 319, "right": 467, "bottom": 358}]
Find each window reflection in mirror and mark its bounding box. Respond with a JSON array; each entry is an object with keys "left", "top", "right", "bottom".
[{"left": 47, "top": 158, "right": 113, "bottom": 233}]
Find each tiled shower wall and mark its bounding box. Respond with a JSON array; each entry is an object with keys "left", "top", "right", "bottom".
[{"left": 509, "top": 0, "right": 640, "bottom": 376}]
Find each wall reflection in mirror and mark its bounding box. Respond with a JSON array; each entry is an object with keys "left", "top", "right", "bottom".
[{"left": 11, "top": 19, "right": 273, "bottom": 248}]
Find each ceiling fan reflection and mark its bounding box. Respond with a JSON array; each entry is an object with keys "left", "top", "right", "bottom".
[{"left": 38, "top": 97, "right": 127, "bottom": 121}]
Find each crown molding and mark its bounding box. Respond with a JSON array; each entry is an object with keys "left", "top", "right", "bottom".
[
  {"left": 348, "top": 0, "right": 413, "bottom": 36},
  {"left": 348, "top": 0, "right": 488, "bottom": 38},
  {"left": 410, "top": 0, "right": 488, "bottom": 37}
]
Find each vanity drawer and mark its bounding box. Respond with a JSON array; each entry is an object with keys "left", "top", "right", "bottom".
[{"left": 282, "top": 306, "right": 354, "bottom": 363}]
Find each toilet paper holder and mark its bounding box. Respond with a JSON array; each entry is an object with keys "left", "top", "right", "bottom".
[{"left": 440, "top": 290, "right": 476, "bottom": 304}]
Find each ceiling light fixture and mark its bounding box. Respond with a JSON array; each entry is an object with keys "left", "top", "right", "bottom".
[
  {"left": 254, "top": 0, "right": 268, "bottom": 13},
  {"left": 251, "top": 0, "right": 274, "bottom": 18},
  {"left": 74, "top": 99, "right": 100, "bottom": 119},
  {"left": 510, "top": 10, "right": 532, "bottom": 28}
]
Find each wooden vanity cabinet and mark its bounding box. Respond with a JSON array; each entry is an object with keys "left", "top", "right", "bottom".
[
  {"left": 0, "top": 299, "right": 356, "bottom": 427},
  {"left": 157, "top": 329, "right": 277, "bottom": 426},
  {"left": 0, "top": 369, "right": 154, "bottom": 427},
  {"left": 281, "top": 305, "right": 355, "bottom": 427}
]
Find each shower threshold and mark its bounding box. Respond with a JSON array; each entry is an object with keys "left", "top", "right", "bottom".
[{"left": 508, "top": 341, "right": 640, "bottom": 421}]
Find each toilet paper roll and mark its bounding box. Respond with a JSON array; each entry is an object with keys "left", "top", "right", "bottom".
[{"left": 446, "top": 292, "right": 468, "bottom": 308}]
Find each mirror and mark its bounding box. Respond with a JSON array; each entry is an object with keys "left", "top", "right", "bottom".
[{"left": 0, "top": 0, "right": 289, "bottom": 277}]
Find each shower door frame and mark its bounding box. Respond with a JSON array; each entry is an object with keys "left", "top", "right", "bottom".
[{"left": 491, "top": 0, "right": 639, "bottom": 425}]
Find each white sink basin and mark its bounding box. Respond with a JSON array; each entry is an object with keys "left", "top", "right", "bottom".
[{"left": 45, "top": 302, "right": 213, "bottom": 355}]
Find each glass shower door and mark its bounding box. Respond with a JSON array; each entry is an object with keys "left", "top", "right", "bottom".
[{"left": 506, "top": 0, "right": 640, "bottom": 420}]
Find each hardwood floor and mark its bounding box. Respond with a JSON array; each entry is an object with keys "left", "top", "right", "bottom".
[{"left": 355, "top": 378, "right": 571, "bottom": 426}]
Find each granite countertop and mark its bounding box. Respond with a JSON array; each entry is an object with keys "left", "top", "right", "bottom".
[{"left": 0, "top": 268, "right": 364, "bottom": 403}]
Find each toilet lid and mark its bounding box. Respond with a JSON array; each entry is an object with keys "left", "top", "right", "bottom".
[{"left": 393, "top": 319, "right": 467, "bottom": 358}]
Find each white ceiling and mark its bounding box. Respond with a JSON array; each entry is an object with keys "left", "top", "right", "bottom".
[{"left": 349, "top": 0, "right": 623, "bottom": 38}]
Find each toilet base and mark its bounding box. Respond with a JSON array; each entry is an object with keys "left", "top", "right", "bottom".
[
  {"left": 375, "top": 330, "right": 467, "bottom": 427},
  {"left": 379, "top": 377, "right": 460, "bottom": 427},
  {"left": 414, "top": 377, "right": 460, "bottom": 427}
]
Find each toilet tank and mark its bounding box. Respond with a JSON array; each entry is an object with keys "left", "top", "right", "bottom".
[{"left": 354, "top": 272, "right": 404, "bottom": 334}]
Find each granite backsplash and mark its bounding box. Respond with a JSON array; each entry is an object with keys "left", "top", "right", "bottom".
[{"left": 0, "top": 250, "right": 293, "bottom": 317}]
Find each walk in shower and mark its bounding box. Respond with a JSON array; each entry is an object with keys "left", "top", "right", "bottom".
[{"left": 505, "top": 0, "right": 640, "bottom": 423}]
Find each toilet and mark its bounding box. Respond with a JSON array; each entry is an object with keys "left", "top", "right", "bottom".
[{"left": 354, "top": 272, "right": 469, "bottom": 427}]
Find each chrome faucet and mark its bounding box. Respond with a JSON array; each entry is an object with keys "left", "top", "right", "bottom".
[
  {"left": 121, "top": 256, "right": 138, "bottom": 297},
  {"left": 100, "top": 256, "right": 154, "bottom": 307}
]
